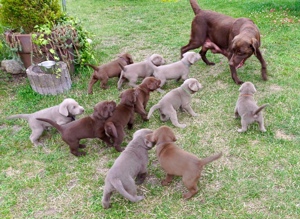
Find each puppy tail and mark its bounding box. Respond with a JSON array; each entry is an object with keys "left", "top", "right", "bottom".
[
  {"left": 147, "top": 104, "right": 160, "bottom": 119},
  {"left": 36, "top": 118, "right": 63, "bottom": 133},
  {"left": 253, "top": 104, "right": 269, "bottom": 117},
  {"left": 117, "top": 64, "right": 126, "bottom": 90},
  {"left": 104, "top": 121, "right": 118, "bottom": 138},
  {"left": 189, "top": 0, "right": 201, "bottom": 15},
  {"left": 110, "top": 178, "right": 141, "bottom": 202},
  {"left": 200, "top": 152, "right": 222, "bottom": 166},
  {"left": 85, "top": 63, "right": 100, "bottom": 71},
  {"left": 7, "top": 114, "right": 30, "bottom": 120}
]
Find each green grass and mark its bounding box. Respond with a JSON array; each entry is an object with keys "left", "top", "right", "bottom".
[{"left": 1, "top": 0, "right": 300, "bottom": 218}]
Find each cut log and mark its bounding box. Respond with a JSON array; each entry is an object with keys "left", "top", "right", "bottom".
[{"left": 26, "top": 62, "right": 72, "bottom": 95}]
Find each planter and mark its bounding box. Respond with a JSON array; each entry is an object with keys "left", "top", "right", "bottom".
[
  {"left": 26, "top": 61, "right": 72, "bottom": 95},
  {"left": 5, "top": 33, "right": 36, "bottom": 68},
  {"left": 4, "top": 32, "right": 74, "bottom": 73}
]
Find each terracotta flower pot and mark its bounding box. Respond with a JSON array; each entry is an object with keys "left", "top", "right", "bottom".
[{"left": 4, "top": 32, "right": 74, "bottom": 73}]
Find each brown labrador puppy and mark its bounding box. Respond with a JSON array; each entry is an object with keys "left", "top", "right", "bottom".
[
  {"left": 37, "top": 101, "right": 116, "bottom": 156},
  {"left": 104, "top": 88, "right": 137, "bottom": 152},
  {"left": 146, "top": 126, "right": 222, "bottom": 199},
  {"left": 87, "top": 53, "right": 133, "bottom": 93},
  {"left": 181, "top": 0, "right": 267, "bottom": 84},
  {"left": 134, "top": 77, "right": 161, "bottom": 121}
]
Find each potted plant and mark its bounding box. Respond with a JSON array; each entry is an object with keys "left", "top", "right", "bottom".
[{"left": 0, "top": 0, "right": 94, "bottom": 72}]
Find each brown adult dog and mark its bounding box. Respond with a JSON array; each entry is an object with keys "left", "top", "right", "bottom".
[
  {"left": 134, "top": 77, "right": 161, "bottom": 121},
  {"left": 234, "top": 81, "right": 268, "bottom": 132},
  {"left": 181, "top": 0, "right": 267, "bottom": 84},
  {"left": 104, "top": 88, "right": 137, "bottom": 152},
  {"left": 87, "top": 53, "right": 133, "bottom": 93},
  {"left": 37, "top": 101, "right": 116, "bottom": 156},
  {"left": 146, "top": 126, "right": 222, "bottom": 199}
]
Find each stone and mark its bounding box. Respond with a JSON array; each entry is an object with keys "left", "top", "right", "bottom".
[{"left": 1, "top": 59, "right": 25, "bottom": 74}]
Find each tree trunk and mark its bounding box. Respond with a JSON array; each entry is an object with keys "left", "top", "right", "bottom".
[{"left": 26, "top": 62, "right": 72, "bottom": 95}]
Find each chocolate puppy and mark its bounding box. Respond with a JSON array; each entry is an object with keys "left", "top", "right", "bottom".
[
  {"left": 87, "top": 53, "right": 133, "bottom": 93},
  {"left": 37, "top": 100, "right": 116, "bottom": 156},
  {"left": 104, "top": 88, "right": 137, "bottom": 152},
  {"left": 134, "top": 77, "right": 161, "bottom": 121},
  {"left": 146, "top": 126, "right": 222, "bottom": 199}
]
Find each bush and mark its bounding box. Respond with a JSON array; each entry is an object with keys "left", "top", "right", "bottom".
[{"left": 0, "top": 0, "right": 62, "bottom": 33}]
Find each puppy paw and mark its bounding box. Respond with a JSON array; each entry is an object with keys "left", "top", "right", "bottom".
[
  {"left": 102, "top": 202, "right": 111, "bottom": 209},
  {"left": 237, "top": 128, "right": 246, "bottom": 133},
  {"left": 192, "top": 113, "right": 198, "bottom": 117},
  {"left": 79, "top": 144, "right": 86, "bottom": 148},
  {"left": 115, "top": 146, "right": 125, "bottom": 152},
  {"left": 135, "top": 195, "right": 144, "bottom": 202},
  {"left": 157, "top": 88, "right": 165, "bottom": 93},
  {"left": 260, "top": 128, "right": 267, "bottom": 132},
  {"left": 177, "top": 124, "right": 187, "bottom": 128}
]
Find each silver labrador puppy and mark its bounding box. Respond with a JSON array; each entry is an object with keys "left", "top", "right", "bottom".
[
  {"left": 234, "top": 81, "right": 268, "bottom": 132},
  {"left": 117, "top": 54, "right": 165, "bottom": 89},
  {"left": 147, "top": 78, "right": 202, "bottom": 128},
  {"left": 102, "top": 128, "right": 154, "bottom": 209},
  {"left": 7, "top": 98, "right": 84, "bottom": 145}
]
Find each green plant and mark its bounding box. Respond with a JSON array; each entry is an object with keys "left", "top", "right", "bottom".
[
  {"left": 1, "top": 0, "right": 95, "bottom": 73},
  {"left": 0, "top": 0, "right": 62, "bottom": 34},
  {"left": 31, "top": 14, "right": 95, "bottom": 69}
]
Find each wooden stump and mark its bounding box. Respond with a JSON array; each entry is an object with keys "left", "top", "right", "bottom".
[{"left": 26, "top": 62, "right": 72, "bottom": 95}]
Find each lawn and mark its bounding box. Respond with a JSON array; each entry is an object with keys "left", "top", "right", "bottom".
[{"left": 0, "top": 0, "right": 299, "bottom": 218}]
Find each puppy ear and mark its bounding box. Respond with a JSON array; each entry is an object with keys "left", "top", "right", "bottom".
[
  {"left": 188, "top": 53, "right": 199, "bottom": 64},
  {"left": 58, "top": 100, "right": 69, "bottom": 116},
  {"left": 145, "top": 133, "right": 156, "bottom": 144},
  {"left": 231, "top": 36, "right": 238, "bottom": 50},
  {"left": 172, "top": 134, "right": 177, "bottom": 142},
  {"left": 251, "top": 38, "right": 259, "bottom": 56},
  {"left": 132, "top": 89, "right": 139, "bottom": 102},
  {"left": 189, "top": 81, "right": 197, "bottom": 91},
  {"left": 151, "top": 55, "right": 162, "bottom": 66},
  {"left": 188, "top": 79, "right": 202, "bottom": 92},
  {"left": 251, "top": 83, "right": 257, "bottom": 93},
  {"left": 144, "top": 137, "right": 154, "bottom": 148}
]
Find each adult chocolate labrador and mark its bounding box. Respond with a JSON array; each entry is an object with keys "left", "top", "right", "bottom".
[{"left": 181, "top": 0, "right": 267, "bottom": 84}]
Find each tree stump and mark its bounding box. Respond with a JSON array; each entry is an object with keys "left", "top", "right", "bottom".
[{"left": 26, "top": 62, "right": 72, "bottom": 95}]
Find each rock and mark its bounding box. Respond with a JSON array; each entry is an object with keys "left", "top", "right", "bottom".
[{"left": 1, "top": 60, "right": 25, "bottom": 74}]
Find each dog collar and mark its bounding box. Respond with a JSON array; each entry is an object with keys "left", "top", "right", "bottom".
[
  {"left": 182, "top": 60, "right": 191, "bottom": 67},
  {"left": 239, "top": 94, "right": 253, "bottom": 97},
  {"left": 181, "top": 87, "right": 191, "bottom": 96}
]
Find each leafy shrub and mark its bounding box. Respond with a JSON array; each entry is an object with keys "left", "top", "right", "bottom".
[{"left": 0, "top": 0, "right": 62, "bottom": 33}]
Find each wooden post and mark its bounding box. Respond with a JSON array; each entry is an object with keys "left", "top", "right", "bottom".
[{"left": 26, "top": 62, "right": 72, "bottom": 95}]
